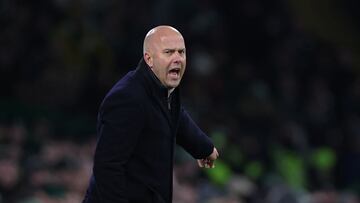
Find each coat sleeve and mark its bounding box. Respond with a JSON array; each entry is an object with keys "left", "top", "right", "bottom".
[
  {"left": 176, "top": 107, "right": 214, "bottom": 159},
  {"left": 93, "top": 91, "right": 144, "bottom": 203}
]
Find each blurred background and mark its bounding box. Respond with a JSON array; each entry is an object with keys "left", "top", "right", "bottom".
[{"left": 1, "top": 0, "right": 360, "bottom": 202}]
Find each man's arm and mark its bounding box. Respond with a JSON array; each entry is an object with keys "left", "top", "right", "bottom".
[
  {"left": 93, "top": 92, "right": 144, "bottom": 203},
  {"left": 176, "top": 107, "right": 218, "bottom": 167}
]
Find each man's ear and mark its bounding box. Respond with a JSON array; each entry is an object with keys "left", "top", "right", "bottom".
[{"left": 144, "top": 52, "right": 153, "bottom": 67}]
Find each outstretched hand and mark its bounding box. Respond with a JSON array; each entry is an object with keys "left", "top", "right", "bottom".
[{"left": 197, "top": 147, "right": 219, "bottom": 168}]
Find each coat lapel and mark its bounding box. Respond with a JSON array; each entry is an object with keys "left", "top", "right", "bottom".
[{"left": 135, "top": 59, "right": 177, "bottom": 129}]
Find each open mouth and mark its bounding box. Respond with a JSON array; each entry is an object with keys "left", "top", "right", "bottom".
[{"left": 168, "top": 68, "right": 180, "bottom": 77}]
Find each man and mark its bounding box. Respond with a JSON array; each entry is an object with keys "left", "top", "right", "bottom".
[{"left": 83, "top": 25, "right": 219, "bottom": 203}]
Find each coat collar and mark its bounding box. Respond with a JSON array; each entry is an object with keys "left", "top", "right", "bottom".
[
  {"left": 135, "top": 58, "right": 178, "bottom": 99},
  {"left": 135, "top": 58, "right": 180, "bottom": 130}
]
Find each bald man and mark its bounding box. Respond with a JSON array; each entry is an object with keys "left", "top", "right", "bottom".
[{"left": 83, "top": 25, "right": 218, "bottom": 203}]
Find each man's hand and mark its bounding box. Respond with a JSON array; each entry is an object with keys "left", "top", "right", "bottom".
[{"left": 197, "top": 147, "right": 219, "bottom": 168}]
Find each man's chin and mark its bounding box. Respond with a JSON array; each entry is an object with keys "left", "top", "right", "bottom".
[{"left": 166, "top": 81, "right": 180, "bottom": 89}]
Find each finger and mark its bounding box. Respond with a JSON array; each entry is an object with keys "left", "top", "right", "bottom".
[
  {"left": 197, "top": 160, "right": 204, "bottom": 168},
  {"left": 208, "top": 160, "right": 213, "bottom": 166},
  {"left": 209, "top": 148, "right": 219, "bottom": 160},
  {"left": 207, "top": 159, "right": 215, "bottom": 168},
  {"left": 214, "top": 148, "right": 219, "bottom": 158}
]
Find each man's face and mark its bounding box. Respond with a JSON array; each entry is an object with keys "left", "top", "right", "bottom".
[{"left": 145, "top": 32, "right": 186, "bottom": 89}]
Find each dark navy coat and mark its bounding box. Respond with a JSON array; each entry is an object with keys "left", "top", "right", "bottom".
[{"left": 83, "top": 59, "right": 214, "bottom": 203}]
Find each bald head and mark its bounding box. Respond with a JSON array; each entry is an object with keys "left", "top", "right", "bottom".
[
  {"left": 143, "top": 25, "right": 184, "bottom": 55},
  {"left": 142, "top": 25, "right": 186, "bottom": 89}
]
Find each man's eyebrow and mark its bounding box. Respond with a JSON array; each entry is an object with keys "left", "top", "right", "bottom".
[{"left": 163, "top": 48, "right": 186, "bottom": 51}]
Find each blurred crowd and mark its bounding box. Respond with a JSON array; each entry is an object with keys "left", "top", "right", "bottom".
[{"left": 1, "top": 0, "right": 360, "bottom": 202}]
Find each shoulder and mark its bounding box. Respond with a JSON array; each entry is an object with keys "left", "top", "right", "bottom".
[{"left": 101, "top": 71, "right": 146, "bottom": 110}]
